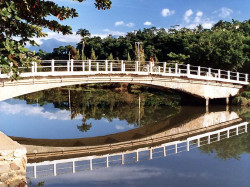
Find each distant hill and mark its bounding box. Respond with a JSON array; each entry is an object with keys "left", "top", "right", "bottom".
[{"left": 28, "top": 38, "right": 77, "bottom": 52}]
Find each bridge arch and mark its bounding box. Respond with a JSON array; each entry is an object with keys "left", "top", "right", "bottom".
[{"left": 0, "top": 60, "right": 248, "bottom": 102}]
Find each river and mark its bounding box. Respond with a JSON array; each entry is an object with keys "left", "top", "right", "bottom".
[{"left": 0, "top": 83, "right": 249, "bottom": 186}]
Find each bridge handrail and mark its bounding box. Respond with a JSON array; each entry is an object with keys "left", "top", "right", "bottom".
[
  {"left": 26, "top": 122, "right": 248, "bottom": 179},
  {"left": 0, "top": 60, "right": 248, "bottom": 84}
]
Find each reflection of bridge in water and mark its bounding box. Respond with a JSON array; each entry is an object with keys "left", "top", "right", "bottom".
[
  {"left": 26, "top": 121, "right": 248, "bottom": 179},
  {"left": 22, "top": 109, "right": 248, "bottom": 179}
]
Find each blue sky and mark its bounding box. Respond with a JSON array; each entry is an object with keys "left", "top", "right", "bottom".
[{"left": 36, "top": 0, "right": 250, "bottom": 44}]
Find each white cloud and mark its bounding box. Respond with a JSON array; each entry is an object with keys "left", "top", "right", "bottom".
[
  {"left": 161, "top": 8, "right": 175, "bottom": 17},
  {"left": 144, "top": 21, "right": 153, "bottom": 26},
  {"left": 115, "top": 21, "right": 125, "bottom": 26},
  {"left": 47, "top": 166, "right": 163, "bottom": 183},
  {"left": 194, "top": 11, "right": 203, "bottom": 23},
  {"left": 202, "top": 22, "right": 213, "bottom": 29},
  {"left": 196, "top": 11, "right": 203, "bottom": 17},
  {"left": 184, "top": 9, "right": 193, "bottom": 23},
  {"left": 115, "top": 21, "right": 135, "bottom": 27},
  {"left": 126, "top": 22, "right": 135, "bottom": 27},
  {"left": 218, "top": 7, "right": 233, "bottom": 18},
  {"left": 115, "top": 125, "right": 125, "bottom": 130},
  {"left": 95, "top": 29, "right": 126, "bottom": 38},
  {"left": 184, "top": 10, "right": 214, "bottom": 30},
  {"left": 0, "top": 101, "right": 81, "bottom": 120}
]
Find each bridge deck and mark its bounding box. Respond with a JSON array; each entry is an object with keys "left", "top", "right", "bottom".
[{"left": 26, "top": 121, "right": 248, "bottom": 179}]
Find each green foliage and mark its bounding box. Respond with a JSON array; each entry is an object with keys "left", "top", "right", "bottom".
[
  {"left": 0, "top": 0, "right": 112, "bottom": 79},
  {"left": 77, "top": 28, "right": 91, "bottom": 59},
  {"left": 77, "top": 20, "right": 250, "bottom": 72},
  {"left": 232, "top": 84, "right": 250, "bottom": 106},
  {"left": 17, "top": 83, "right": 181, "bottom": 130},
  {"left": 108, "top": 53, "right": 114, "bottom": 60},
  {"left": 127, "top": 53, "right": 131, "bottom": 61},
  {"left": 199, "top": 130, "right": 250, "bottom": 160},
  {"left": 232, "top": 96, "right": 249, "bottom": 106},
  {"left": 90, "top": 48, "right": 97, "bottom": 60},
  {"left": 167, "top": 52, "right": 189, "bottom": 64},
  {"left": 241, "top": 91, "right": 250, "bottom": 98}
]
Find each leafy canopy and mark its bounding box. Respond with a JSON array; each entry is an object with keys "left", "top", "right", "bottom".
[{"left": 0, "top": 0, "right": 112, "bottom": 79}]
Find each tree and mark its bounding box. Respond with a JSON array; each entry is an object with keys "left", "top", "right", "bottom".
[
  {"left": 76, "top": 28, "right": 91, "bottom": 60},
  {"left": 77, "top": 113, "right": 92, "bottom": 132},
  {"left": 90, "top": 48, "right": 97, "bottom": 60},
  {"left": 127, "top": 53, "right": 131, "bottom": 61},
  {"left": 108, "top": 53, "right": 114, "bottom": 60},
  {"left": 0, "top": 0, "right": 112, "bottom": 79}
]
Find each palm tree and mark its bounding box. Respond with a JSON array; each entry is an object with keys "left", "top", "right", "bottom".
[{"left": 76, "top": 29, "right": 91, "bottom": 60}]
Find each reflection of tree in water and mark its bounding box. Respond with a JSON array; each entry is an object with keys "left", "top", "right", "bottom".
[
  {"left": 77, "top": 113, "right": 92, "bottom": 132},
  {"left": 17, "top": 83, "right": 181, "bottom": 132},
  {"left": 199, "top": 128, "right": 250, "bottom": 160}
]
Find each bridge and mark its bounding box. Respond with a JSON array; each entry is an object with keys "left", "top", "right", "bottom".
[
  {"left": 14, "top": 109, "right": 244, "bottom": 162},
  {"left": 0, "top": 60, "right": 248, "bottom": 104},
  {"left": 26, "top": 121, "right": 248, "bottom": 179}
]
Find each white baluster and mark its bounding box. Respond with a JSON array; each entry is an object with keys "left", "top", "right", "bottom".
[
  {"left": 34, "top": 165, "right": 37, "bottom": 178},
  {"left": 227, "top": 71, "right": 230, "bottom": 80},
  {"left": 110, "top": 62, "right": 113, "bottom": 72},
  {"left": 105, "top": 60, "right": 108, "bottom": 72},
  {"left": 163, "top": 146, "right": 166, "bottom": 157},
  {"left": 31, "top": 62, "right": 34, "bottom": 74},
  {"left": 121, "top": 60, "right": 124, "bottom": 72},
  {"left": 121, "top": 154, "right": 124, "bottom": 165},
  {"left": 71, "top": 59, "right": 74, "bottom": 72},
  {"left": 149, "top": 148, "right": 153, "bottom": 159},
  {"left": 136, "top": 61, "right": 139, "bottom": 72},
  {"left": 53, "top": 163, "right": 57, "bottom": 176},
  {"left": 51, "top": 59, "right": 55, "bottom": 72},
  {"left": 67, "top": 61, "right": 70, "bottom": 72},
  {"left": 198, "top": 66, "right": 201, "bottom": 76},
  {"left": 89, "top": 159, "right": 93, "bottom": 170},
  {"left": 82, "top": 62, "right": 85, "bottom": 72},
  {"left": 150, "top": 61, "right": 153, "bottom": 73},
  {"left": 187, "top": 64, "right": 190, "bottom": 76},
  {"left": 175, "top": 143, "right": 178, "bottom": 153},
  {"left": 88, "top": 60, "right": 91, "bottom": 72},
  {"left": 163, "top": 62, "right": 166, "bottom": 73},
  {"left": 96, "top": 62, "right": 99, "bottom": 72},
  {"left": 72, "top": 161, "right": 75, "bottom": 173},
  {"left": 34, "top": 62, "right": 37, "bottom": 73},
  {"left": 106, "top": 156, "right": 109, "bottom": 168},
  {"left": 136, "top": 151, "right": 139, "bottom": 162}
]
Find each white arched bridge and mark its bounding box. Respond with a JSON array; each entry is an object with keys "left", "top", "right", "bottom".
[{"left": 0, "top": 60, "right": 248, "bottom": 104}]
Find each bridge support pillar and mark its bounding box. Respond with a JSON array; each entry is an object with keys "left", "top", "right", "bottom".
[
  {"left": 206, "top": 98, "right": 209, "bottom": 113},
  {"left": 206, "top": 98, "right": 209, "bottom": 106},
  {"left": 226, "top": 97, "right": 229, "bottom": 105}
]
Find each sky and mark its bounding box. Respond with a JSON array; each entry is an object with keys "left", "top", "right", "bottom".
[{"left": 36, "top": 0, "right": 250, "bottom": 44}]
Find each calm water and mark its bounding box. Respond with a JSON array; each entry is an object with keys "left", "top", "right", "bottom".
[{"left": 0, "top": 84, "right": 249, "bottom": 187}]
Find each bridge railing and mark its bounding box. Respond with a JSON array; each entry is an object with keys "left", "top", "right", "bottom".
[
  {"left": 26, "top": 122, "right": 248, "bottom": 179},
  {"left": 0, "top": 60, "right": 248, "bottom": 84}
]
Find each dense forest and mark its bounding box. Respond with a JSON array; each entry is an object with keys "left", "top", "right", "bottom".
[{"left": 37, "top": 19, "right": 250, "bottom": 73}]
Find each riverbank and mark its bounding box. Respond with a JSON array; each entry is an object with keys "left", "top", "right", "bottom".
[
  {"left": 232, "top": 84, "right": 250, "bottom": 106},
  {"left": 0, "top": 132, "right": 27, "bottom": 186}
]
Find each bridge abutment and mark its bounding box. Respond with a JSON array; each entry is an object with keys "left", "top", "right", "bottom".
[{"left": 0, "top": 132, "right": 27, "bottom": 186}]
